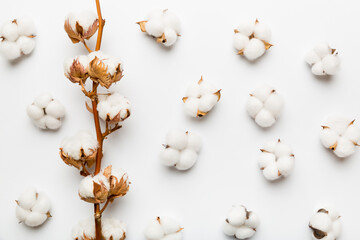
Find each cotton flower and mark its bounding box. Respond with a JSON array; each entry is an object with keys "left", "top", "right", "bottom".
[
  {"left": 223, "top": 205, "right": 259, "bottom": 239},
  {"left": 309, "top": 207, "right": 341, "bottom": 240},
  {"left": 233, "top": 19, "right": 272, "bottom": 61},
  {"left": 320, "top": 115, "right": 360, "bottom": 158},
  {"left": 72, "top": 217, "right": 126, "bottom": 240},
  {"left": 182, "top": 76, "right": 221, "bottom": 117},
  {"left": 86, "top": 93, "right": 131, "bottom": 123},
  {"left": 79, "top": 165, "right": 129, "bottom": 203},
  {"left": 64, "top": 11, "right": 99, "bottom": 44},
  {"left": 246, "top": 84, "right": 283, "bottom": 128},
  {"left": 0, "top": 16, "right": 36, "bottom": 60},
  {"left": 15, "top": 187, "right": 51, "bottom": 227},
  {"left": 27, "top": 93, "right": 65, "bottom": 130},
  {"left": 258, "top": 139, "right": 295, "bottom": 181},
  {"left": 144, "top": 216, "right": 183, "bottom": 240},
  {"left": 137, "top": 9, "right": 181, "bottom": 47},
  {"left": 60, "top": 130, "right": 98, "bottom": 171},
  {"left": 305, "top": 42, "right": 340, "bottom": 76},
  {"left": 159, "top": 129, "right": 202, "bottom": 171}
]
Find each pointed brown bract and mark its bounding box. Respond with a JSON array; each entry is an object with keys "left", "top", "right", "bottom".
[
  {"left": 88, "top": 57, "right": 123, "bottom": 89},
  {"left": 64, "top": 19, "right": 99, "bottom": 44},
  {"left": 263, "top": 41, "right": 273, "bottom": 50},
  {"left": 65, "top": 58, "right": 89, "bottom": 84},
  {"left": 136, "top": 21, "right": 147, "bottom": 32},
  {"left": 156, "top": 33, "right": 166, "bottom": 43},
  {"left": 108, "top": 173, "right": 130, "bottom": 201},
  {"left": 60, "top": 148, "right": 96, "bottom": 171},
  {"left": 182, "top": 97, "right": 188, "bottom": 103}
]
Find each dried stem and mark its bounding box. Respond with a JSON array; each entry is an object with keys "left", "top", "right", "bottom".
[
  {"left": 82, "top": 40, "right": 92, "bottom": 53},
  {"left": 95, "top": 0, "right": 105, "bottom": 51}
]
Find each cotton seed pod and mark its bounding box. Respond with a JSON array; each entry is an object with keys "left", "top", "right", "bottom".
[
  {"left": 16, "top": 187, "right": 51, "bottom": 227},
  {"left": 223, "top": 205, "right": 259, "bottom": 239},
  {"left": 182, "top": 76, "right": 221, "bottom": 117},
  {"left": 0, "top": 16, "right": 36, "bottom": 60},
  {"left": 64, "top": 55, "right": 90, "bottom": 84},
  {"left": 309, "top": 207, "right": 341, "bottom": 240},
  {"left": 60, "top": 130, "right": 98, "bottom": 171},
  {"left": 86, "top": 92, "right": 131, "bottom": 123},
  {"left": 159, "top": 129, "right": 202, "bottom": 170},
  {"left": 144, "top": 216, "right": 183, "bottom": 240},
  {"left": 27, "top": 93, "right": 65, "bottom": 130},
  {"left": 78, "top": 165, "right": 129, "bottom": 203},
  {"left": 233, "top": 19, "right": 272, "bottom": 61},
  {"left": 87, "top": 51, "right": 124, "bottom": 89},
  {"left": 72, "top": 217, "right": 126, "bottom": 240},
  {"left": 320, "top": 115, "right": 360, "bottom": 158},
  {"left": 305, "top": 42, "right": 340, "bottom": 76},
  {"left": 258, "top": 139, "right": 295, "bottom": 181},
  {"left": 64, "top": 11, "right": 99, "bottom": 44},
  {"left": 246, "top": 84, "right": 283, "bottom": 128},
  {"left": 137, "top": 9, "right": 181, "bottom": 47}
]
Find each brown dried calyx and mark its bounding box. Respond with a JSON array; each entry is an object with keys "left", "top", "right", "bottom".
[
  {"left": 60, "top": 148, "right": 96, "bottom": 175},
  {"left": 65, "top": 58, "right": 89, "bottom": 84},
  {"left": 88, "top": 56, "right": 123, "bottom": 89},
  {"left": 64, "top": 18, "right": 99, "bottom": 44}
]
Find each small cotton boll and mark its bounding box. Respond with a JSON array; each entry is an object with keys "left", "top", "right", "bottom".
[
  {"left": 0, "top": 41, "right": 21, "bottom": 60},
  {"left": 186, "top": 132, "right": 202, "bottom": 152},
  {"left": 314, "top": 42, "right": 331, "bottom": 59},
  {"left": 198, "top": 94, "right": 218, "bottom": 113},
  {"left": 233, "top": 33, "right": 249, "bottom": 51},
  {"left": 322, "top": 55, "right": 340, "bottom": 75},
  {"left": 254, "top": 22, "right": 271, "bottom": 42},
  {"left": 309, "top": 213, "right": 332, "bottom": 232},
  {"left": 145, "top": 20, "right": 164, "bottom": 37},
  {"left": 311, "top": 62, "right": 325, "bottom": 75},
  {"left": 18, "top": 187, "right": 37, "bottom": 210},
  {"left": 276, "top": 156, "right": 294, "bottom": 176},
  {"left": 262, "top": 162, "right": 280, "bottom": 181},
  {"left": 236, "top": 21, "right": 255, "bottom": 37},
  {"left": 159, "top": 148, "right": 180, "bottom": 166},
  {"left": 144, "top": 220, "right": 165, "bottom": 239},
  {"left": 16, "top": 205, "right": 30, "bottom": 222},
  {"left": 255, "top": 109, "right": 276, "bottom": 128},
  {"left": 305, "top": 50, "right": 321, "bottom": 65},
  {"left": 263, "top": 94, "right": 283, "bottom": 118},
  {"left": 227, "top": 206, "right": 246, "bottom": 227},
  {"left": 223, "top": 221, "right": 237, "bottom": 236},
  {"left": 163, "top": 28, "right": 177, "bottom": 47},
  {"left": 34, "top": 93, "right": 53, "bottom": 108},
  {"left": 162, "top": 11, "right": 181, "bottom": 33},
  {"left": 166, "top": 129, "right": 188, "bottom": 150},
  {"left": 334, "top": 137, "right": 355, "bottom": 158},
  {"left": 161, "top": 217, "right": 181, "bottom": 235},
  {"left": 246, "top": 96, "right": 263, "bottom": 118},
  {"left": 44, "top": 115, "right": 62, "bottom": 130},
  {"left": 235, "top": 226, "right": 256, "bottom": 239},
  {"left": 45, "top": 100, "right": 65, "bottom": 118},
  {"left": 27, "top": 104, "right": 44, "bottom": 120},
  {"left": 79, "top": 176, "right": 96, "bottom": 198},
  {"left": 31, "top": 193, "right": 51, "bottom": 214},
  {"left": 16, "top": 16, "right": 36, "bottom": 36},
  {"left": 183, "top": 98, "right": 200, "bottom": 117},
  {"left": 16, "top": 36, "right": 35, "bottom": 55},
  {"left": 0, "top": 21, "right": 19, "bottom": 41},
  {"left": 24, "top": 212, "right": 47, "bottom": 227},
  {"left": 176, "top": 149, "right": 198, "bottom": 170},
  {"left": 243, "top": 38, "right": 265, "bottom": 60},
  {"left": 258, "top": 152, "right": 276, "bottom": 169}
]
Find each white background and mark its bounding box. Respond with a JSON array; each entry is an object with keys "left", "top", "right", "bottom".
[{"left": 1, "top": 0, "right": 360, "bottom": 239}]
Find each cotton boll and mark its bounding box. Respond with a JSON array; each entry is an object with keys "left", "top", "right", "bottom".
[
  {"left": 198, "top": 94, "right": 218, "bottom": 113},
  {"left": 255, "top": 109, "right": 275, "bottom": 128},
  {"left": 176, "top": 149, "right": 197, "bottom": 170},
  {"left": 223, "top": 221, "right": 237, "bottom": 236},
  {"left": 159, "top": 148, "right": 180, "bottom": 166},
  {"left": 235, "top": 21, "right": 255, "bottom": 37},
  {"left": 263, "top": 94, "right": 283, "bottom": 118},
  {"left": 45, "top": 100, "right": 65, "bottom": 118},
  {"left": 163, "top": 11, "right": 181, "bottom": 33},
  {"left": 145, "top": 20, "right": 164, "bottom": 37},
  {"left": 16, "top": 36, "right": 35, "bottom": 55},
  {"left": 31, "top": 193, "right": 51, "bottom": 214},
  {"left": 144, "top": 219, "right": 165, "bottom": 239},
  {"left": 233, "top": 33, "right": 249, "bottom": 51},
  {"left": 334, "top": 137, "right": 355, "bottom": 158},
  {"left": 254, "top": 22, "right": 271, "bottom": 42},
  {"left": 24, "top": 212, "right": 47, "bottom": 227},
  {"left": 1, "top": 21, "right": 19, "bottom": 41},
  {"left": 305, "top": 50, "right": 321, "bottom": 65},
  {"left": 34, "top": 93, "right": 53, "bottom": 108},
  {"left": 16, "top": 16, "right": 36, "bottom": 36},
  {"left": 227, "top": 206, "right": 246, "bottom": 227},
  {"left": 322, "top": 54, "right": 340, "bottom": 75},
  {"left": 79, "top": 176, "right": 96, "bottom": 198},
  {"left": 0, "top": 41, "right": 21, "bottom": 60},
  {"left": 276, "top": 156, "right": 294, "bottom": 176},
  {"left": 243, "top": 38, "right": 265, "bottom": 60},
  {"left": 186, "top": 132, "right": 202, "bottom": 152},
  {"left": 18, "top": 188, "right": 37, "bottom": 210},
  {"left": 246, "top": 96, "right": 263, "bottom": 118},
  {"left": 311, "top": 62, "right": 325, "bottom": 75},
  {"left": 16, "top": 205, "right": 30, "bottom": 222},
  {"left": 183, "top": 98, "right": 199, "bottom": 117},
  {"left": 27, "top": 104, "right": 44, "bottom": 120},
  {"left": 262, "top": 162, "right": 280, "bottom": 181},
  {"left": 163, "top": 28, "right": 177, "bottom": 47},
  {"left": 314, "top": 42, "right": 331, "bottom": 59},
  {"left": 166, "top": 129, "right": 188, "bottom": 150},
  {"left": 235, "top": 226, "right": 255, "bottom": 239},
  {"left": 44, "top": 115, "right": 62, "bottom": 130}
]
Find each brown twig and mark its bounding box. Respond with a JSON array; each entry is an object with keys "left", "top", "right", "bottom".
[
  {"left": 95, "top": 0, "right": 105, "bottom": 51},
  {"left": 82, "top": 40, "right": 92, "bottom": 53},
  {"left": 99, "top": 199, "right": 111, "bottom": 214}
]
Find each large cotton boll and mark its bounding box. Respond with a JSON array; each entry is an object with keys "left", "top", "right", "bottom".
[
  {"left": 159, "top": 148, "right": 180, "bottom": 166},
  {"left": 198, "top": 94, "right": 218, "bottom": 113},
  {"left": 163, "top": 28, "right": 177, "bottom": 47},
  {"left": 176, "top": 149, "right": 197, "bottom": 170},
  {"left": 314, "top": 42, "right": 331, "bottom": 58},
  {"left": 305, "top": 50, "right": 321, "bottom": 65},
  {"left": 233, "top": 33, "right": 249, "bottom": 51},
  {"left": 243, "top": 38, "right": 265, "bottom": 60},
  {"left": 1, "top": 21, "right": 19, "bottom": 41},
  {"left": 322, "top": 55, "right": 340, "bottom": 75},
  {"left": 246, "top": 96, "right": 263, "bottom": 118},
  {"left": 235, "top": 21, "right": 255, "bottom": 37},
  {"left": 16, "top": 16, "right": 36, "bottom": 36},
  {"left": 254, "top": 22, "right": 271, "bottom": 42},
  {"left": 0, "top": 41, "right": 21, "bottom": 60},
  {"left": 145, "top": 20, "right": 164, "bottom": 37},
  {"left": 255, "top": 109, "right": 275, "bottom": 127},
  {"left": 16, "top": 36, "right": 35, "bottom": 55}
]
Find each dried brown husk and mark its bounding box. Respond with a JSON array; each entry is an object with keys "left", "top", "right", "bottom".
[
  {"left": 65, "top": 58, "right": 89, "bottom": 84},
  {"left": 88, "top": 57, "right": 123, "bottom": 89},
  {"left": 103, "top": 166, "right": 130, "bottom": 201},
  {"left": 80, "top": 180, "right": 109, "bottom": 204},
  {"left": 60, "top": 148, "right": 96, "bottom": 170},
  {"left": 64, "top": 19, "right": 99, "bottom": 43},
  {"left": 136, "top": 21, "right": 147, "bottom": 32}
]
